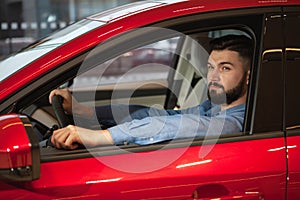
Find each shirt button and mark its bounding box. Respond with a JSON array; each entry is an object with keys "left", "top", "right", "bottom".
[{"left": 149, "top": 137, "right": 154, "bottom": 141}]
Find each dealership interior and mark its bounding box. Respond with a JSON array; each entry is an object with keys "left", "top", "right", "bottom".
[{"left": 0, "top": 0, "right": 139, "bottom": 59}]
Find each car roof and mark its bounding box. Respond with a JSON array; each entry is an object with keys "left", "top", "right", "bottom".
[{"left": 87, "top": 0, "right": 300, "bottom": 24}]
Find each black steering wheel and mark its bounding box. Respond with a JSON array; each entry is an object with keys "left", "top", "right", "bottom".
[
  {"left": 45, "top": 95, "right": 70, "bottom": 148},
  {"left": 52, "top": 95, "right": 70, "bottom": 128}
]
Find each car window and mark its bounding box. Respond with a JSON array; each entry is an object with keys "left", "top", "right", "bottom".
[
  {"left": 72, "top": 37, "right": 178, "bottom": 89},
  {"left": 251, "top": 13, "right": 284, "bottom": 133},
  {"left": 285, "top": 13, "right": 300, "bottom": 129},
  {"left": 71, "top": 36, "right": 179, "bottom": 107},
  {"left": 66, "top": 26, "right": 255, "bottom": 134}
]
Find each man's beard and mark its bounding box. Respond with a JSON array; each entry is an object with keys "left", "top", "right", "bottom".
[{"left": 207, "top": 72, "right": 248, "bottom": 105}]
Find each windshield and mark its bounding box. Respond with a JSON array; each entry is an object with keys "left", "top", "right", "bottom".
[{"left": 0, "top": 19, "right": 104, "bottom": 82}]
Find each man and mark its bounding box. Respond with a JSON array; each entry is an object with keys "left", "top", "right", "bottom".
[{"left": 49, "top": 34, "right": 253, "bottom": 149}]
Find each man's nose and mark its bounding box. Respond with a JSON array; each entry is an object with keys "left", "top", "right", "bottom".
[{"left": 208, "top": 68, "right": 220, "bottom": 81}]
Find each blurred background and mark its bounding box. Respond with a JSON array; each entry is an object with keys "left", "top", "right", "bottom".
[{"left": 0, "top": 0, "right": 140, "bottom": 59}]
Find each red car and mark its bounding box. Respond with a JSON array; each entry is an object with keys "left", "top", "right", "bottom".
[{"left": 1, "top": 0, "right": 300, "bottom": 199}]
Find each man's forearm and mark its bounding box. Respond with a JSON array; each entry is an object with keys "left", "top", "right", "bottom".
[{"left": 73, "top": 103, "right": 95, "bottom": 118}]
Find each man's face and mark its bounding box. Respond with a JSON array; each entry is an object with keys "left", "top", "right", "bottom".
[{"left": 207, "top": 49, "right": 249, "bottom": 105}]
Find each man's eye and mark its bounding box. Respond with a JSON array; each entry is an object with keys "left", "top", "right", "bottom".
[{"left": 222, "top": 66, "right": 230, "bottom": 71}]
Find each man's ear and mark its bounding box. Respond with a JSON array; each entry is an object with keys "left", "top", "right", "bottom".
[{"left": 246, "top": 70, "right": 250, "bottom": 85}]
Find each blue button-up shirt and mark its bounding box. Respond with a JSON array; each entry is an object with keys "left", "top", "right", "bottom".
[{"left": 95, "top": 100, "right": 245, "bottom": 145}]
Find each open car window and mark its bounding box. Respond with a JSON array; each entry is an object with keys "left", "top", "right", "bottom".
[
  {"left": 23, "top": 27, "right": 254, "bottom": 151},
  {"left": 71, "top": 36, "right": 180, "bottom": 108}
]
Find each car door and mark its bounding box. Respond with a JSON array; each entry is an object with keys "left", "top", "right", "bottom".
[{"left": 284, "top": 7, "right": 300, "bottom": 200}]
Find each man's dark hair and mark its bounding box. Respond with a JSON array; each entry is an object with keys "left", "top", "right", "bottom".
[{"left": 209, "top": 34, "right": 253, "bottom": 70}]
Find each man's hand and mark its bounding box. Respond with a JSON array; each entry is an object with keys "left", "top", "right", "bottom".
[
  {"left": 51, "top": 125, "right": 114, "bottom": 149},
  {"left": 49, "top": 89, "right": 74, "bottom": 114},
  {"left": 49, "top": 88, "right": 94, "bottom": 117}
]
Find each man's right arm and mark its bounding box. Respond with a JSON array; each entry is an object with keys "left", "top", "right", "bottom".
[{"left": 51, "top": 125, "right": 114, "bottom": 149}]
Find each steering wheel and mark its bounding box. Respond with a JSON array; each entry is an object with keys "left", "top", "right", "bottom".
[
  {"left": 52, "top": 95, "right": 70, "bottom": 128},
  {"left": 45, "top": 95, "right": 70, "bottom": 148}
]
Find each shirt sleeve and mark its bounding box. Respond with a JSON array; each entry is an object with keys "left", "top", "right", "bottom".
[
  {"left": 95, "top": 104, "right": 182, "bottom": 128},
  {"left": 108, "top": 108, "right": 244, "bottom": 145}
]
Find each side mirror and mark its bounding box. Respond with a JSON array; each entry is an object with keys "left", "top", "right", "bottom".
[{"left": 0, "top": 114, "right": 40, "bottom": 181}]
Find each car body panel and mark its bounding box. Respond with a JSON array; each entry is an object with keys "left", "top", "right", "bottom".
[
  {"left": 287, "top": 134, "right": 300, "bottom": 200},
  {"left": 7, "top": 135, "right": 284, "bottom": 199}
]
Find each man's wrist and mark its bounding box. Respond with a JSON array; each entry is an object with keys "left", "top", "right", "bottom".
[{"left": 100, "top": 129, "right": 114, "bottom": 145}]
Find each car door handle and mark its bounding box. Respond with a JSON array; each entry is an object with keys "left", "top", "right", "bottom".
[{"left": 185, "top": 184, "right": 263, "bottom": 200}]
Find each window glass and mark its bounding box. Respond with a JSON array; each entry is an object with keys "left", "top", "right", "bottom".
[
  {"left": 285, "top": 13, "right": 300, "bottom": 128},
  {"left": 252, "top": 13, "right": 284, "bottom": 133}
]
